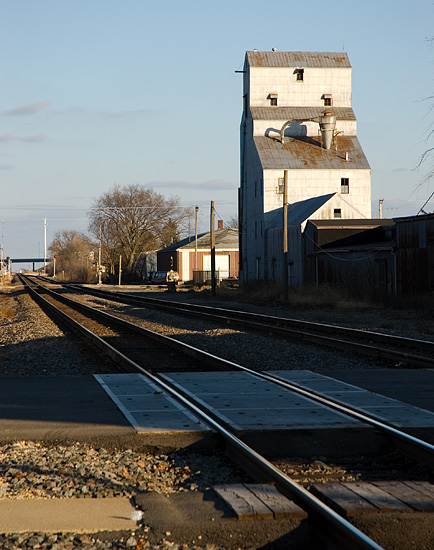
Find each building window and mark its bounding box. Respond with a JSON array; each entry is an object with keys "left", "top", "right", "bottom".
[
  {"left": 334, "top": 209, "right": 342, "bottom": 219},
  {"left": 255, "top": 221, "right": 258, "bottom": 239},
  {"left": 294, "top": 68, "right": 304, "bottom": 81},
  {"left": 271, "top": 258, "right": 276, "bottom": 280},
  {"left": 243, "top": 94, "right": 248, "bottom": 114},
  {"left": 277, "top": 177, "right": 284, "bottom": 194},
  {"left": 323, "top": 94, "right": 333, "bottom": 106},
  {"left": 268, "top": 93, "right": 278, "bottom": 106},
  {"left": 256, "top": 257, "right": 261, "bottom": 279},
  {"left": 341, "top": 178, "right": 349, "bottom": 193}
]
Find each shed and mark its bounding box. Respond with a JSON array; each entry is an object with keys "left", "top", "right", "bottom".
[
  {"left": 394, "top": 213, "right": 434, "bottom": 294},
  {"left": 264, "top": 193, "right": 367, "bottom": 285},
  {"left": 304, "top": 219, "right": 396, "bottom": 296},
  {"left": 157, "top": 228, "right": 239, "bottom": 283}
]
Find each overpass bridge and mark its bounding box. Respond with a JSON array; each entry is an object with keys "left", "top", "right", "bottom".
[{"left": 6, "top": 258, "right": 47, "bottom": 271}]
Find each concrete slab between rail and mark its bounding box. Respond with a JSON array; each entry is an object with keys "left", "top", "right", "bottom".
[
  {"left": 0, "top": 497, "right": 138, "bottom": 533},
  {"left": 271, "top": 370, "right": 434, "bottom": 428},
  {"left": 95, "top": 374, "right": 211, "bottom": 433},
  {"left": 0, "top": 375, "right": 213, "bottom": 452}
]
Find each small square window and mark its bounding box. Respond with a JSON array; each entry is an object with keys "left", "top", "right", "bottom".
[
  {"left": 334, "top": 209, "right": 342, "bottom": 219},
  {"left": 268, "top": 93, "right": 278, "bottom": 106},
  {"left": 294, "top": 68, "right": 304, "bottom": 81},
  {"left": 341, "top": 178, "right": 349, "bottom": 194},
  {"left": 323, "top": 94, "right": 333, "bottom": 106},
  {"left": 277, "top": 177, "right": 284, "bottom": 194}
]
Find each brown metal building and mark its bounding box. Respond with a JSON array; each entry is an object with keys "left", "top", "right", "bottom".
[
  {"left": 395, "top": 213, "right": 434, "bottom": 294},
  {"left": 304, "top": 219, "right": 396, "bottom": 296}
]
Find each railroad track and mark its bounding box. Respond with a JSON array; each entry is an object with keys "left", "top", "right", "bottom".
[
  {"left": 53, "top": 278, "right": 434, "bottom": 369},
  {"left": 19, "top": 274, "right": 434, "bottom": 549}
]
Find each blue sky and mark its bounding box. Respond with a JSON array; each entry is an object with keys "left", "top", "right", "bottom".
[{"left": 1, "top": 0, "right": 434, "bottom": 265}]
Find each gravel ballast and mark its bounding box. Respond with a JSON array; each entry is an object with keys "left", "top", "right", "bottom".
[{"left": 1, "top": 279, "right": 434, "bottom": 549}]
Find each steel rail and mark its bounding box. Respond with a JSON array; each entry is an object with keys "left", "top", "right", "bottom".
[
  {"left": 20, "top": 275, "right": 384, "bottom": 550},
  {"left": 24, "top": 275, "right": 434, "bottom": 468},
  {"left": 62, "top": 282, "right": 434, "bottom": 368}
]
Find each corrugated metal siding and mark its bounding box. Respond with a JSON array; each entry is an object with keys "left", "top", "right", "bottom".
[
  {"left": 395, "top": 215, "right": 434, "bottom": 293},
  {"left": 314, "top": 250, "right": 395, "bottom": 297},
  {"left": 246, "top": 51, "right": 351, "bottom": 68},
  {"left": 158, "top": 250, "right": 239, "bottom": 282},
  {"left": 254, "top": 135, "right": 370, "bottom": 170},
  {"left": 251, "top": 106, "right": 356, "bottom": 121}
]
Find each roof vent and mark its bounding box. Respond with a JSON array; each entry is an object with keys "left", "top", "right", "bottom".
[{"left": 318, "top": 110, "right": 336, "bottom": 150}]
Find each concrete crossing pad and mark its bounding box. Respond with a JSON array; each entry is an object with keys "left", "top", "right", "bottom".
[
  {"left": 94, "top": 374, "right": 209, "bottom": 433},
  {"left": 0, "top": 497, "right": 137, "bottom": 533},
  {"left": 271, "top": 370, "right": 434, "bottom": 428}
]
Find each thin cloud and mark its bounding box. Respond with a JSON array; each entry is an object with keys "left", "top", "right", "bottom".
[
  {"left": 0, "top": 164, "right": 14, "bottom": 170},
  {"left": 99, "top": 108, "right": 154, "bottom": 119},
  {"left": 1, "top": 101, "right": 51, "bottom": 116},
  {"left": 53, "top": 107, "right": 87, "bottom": 116},
  {"left": 146, "top": 179, "right": 236, "bottom": 190},
  {"left": 0, "top": 133, "right": 49, "bottom": 143},
  {"left": 392, "top": 167, "right": 412, "bottom": 173}
]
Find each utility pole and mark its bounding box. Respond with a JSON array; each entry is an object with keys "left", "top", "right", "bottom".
[
  {"left": 0, "top": 220, "right": 4, "bottom": 271},
  {"left": 194, "top": 206, "right": 199, "bottom": 279},
  {"left": 210, "top": 201, "right": 216, "bottom": 296},
  {"left": 118, "top": 255, "right": 122, "bottom": 286},
  {"left": 282, "top": 170, "right": 289, "bottom": 303},
  {"left": 43, "top": 218, "right": 47, "bottom": 274}
]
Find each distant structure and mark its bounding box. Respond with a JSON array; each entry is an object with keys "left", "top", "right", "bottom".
[
  {"left": 157, "top": 226, "right": 239, "bottom": 283},
  {"left": 239, "top": 50, "right": 372, "bottom": 283}
]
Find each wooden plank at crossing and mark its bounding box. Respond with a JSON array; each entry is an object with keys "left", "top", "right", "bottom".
[
  {"left": 310, "top": 482, "right": 377, "bottom": 517},
  {"left": 341, "top": 481, "right": 412, "bottom": 512},
  {"left": 246, "top": 483, "right": 307, "bottom": 519},
  {"left": 213, "top": 484, "right": 274, "bottom": 520},
  {"left": 373, "top": 481, "right": 434, "bottom": 511}
]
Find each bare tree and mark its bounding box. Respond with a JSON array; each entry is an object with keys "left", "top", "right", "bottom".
[
  {"left": 226, "top": 215, "right": 239, "bottom": 229},
  {"left": 48, "top": 230, "right": 96, "bottom": 282},
  {"left": 88, "top": 184, "right": 192, "bottom": 279},
  {"left": 415, "top": 37, "right": 434, "bottom": 213}
]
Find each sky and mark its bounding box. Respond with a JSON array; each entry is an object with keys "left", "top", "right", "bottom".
[{"left": 1, "top": 0, "right": 434, "bottom": 267}]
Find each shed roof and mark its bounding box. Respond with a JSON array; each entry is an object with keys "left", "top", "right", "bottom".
[
  {"left": 159, "top": 232, "right": 208, "bottom": 252},
  {"left": 265, "top": 194, "right": 336, "bottom": 229},
  {"left": 393, "top": 212, "right": 434, "bottom": 223},
  {"left": 251, "top": 106, "right": 356, "bottom": 122},
  {"left": 307, "top": 219, "right": 395, "bottom": 229},
  {"left": 254, "top": 134, "right": 370, "bottom": 170},
  {"left": 306, "top": 219, "right": 396, "bottom": 249},
  {"left": 246, "top": 51, "right": 351, "bottom": 69},
  {"left": 159, "top": 228, "right": 239, "bottom": 252}
]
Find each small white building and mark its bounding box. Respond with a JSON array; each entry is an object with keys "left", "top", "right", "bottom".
[{"left": 239, "top": 50, "right": 372, "bottom": 283}]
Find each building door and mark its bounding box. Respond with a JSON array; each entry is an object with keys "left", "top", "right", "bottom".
[{"left": 203, "top": 255, "right": 230, "bottom": 280}]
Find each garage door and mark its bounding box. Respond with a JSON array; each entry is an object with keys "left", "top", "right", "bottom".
[{"left": 203, "top": 255, "right": 230, "bottom": 280}]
